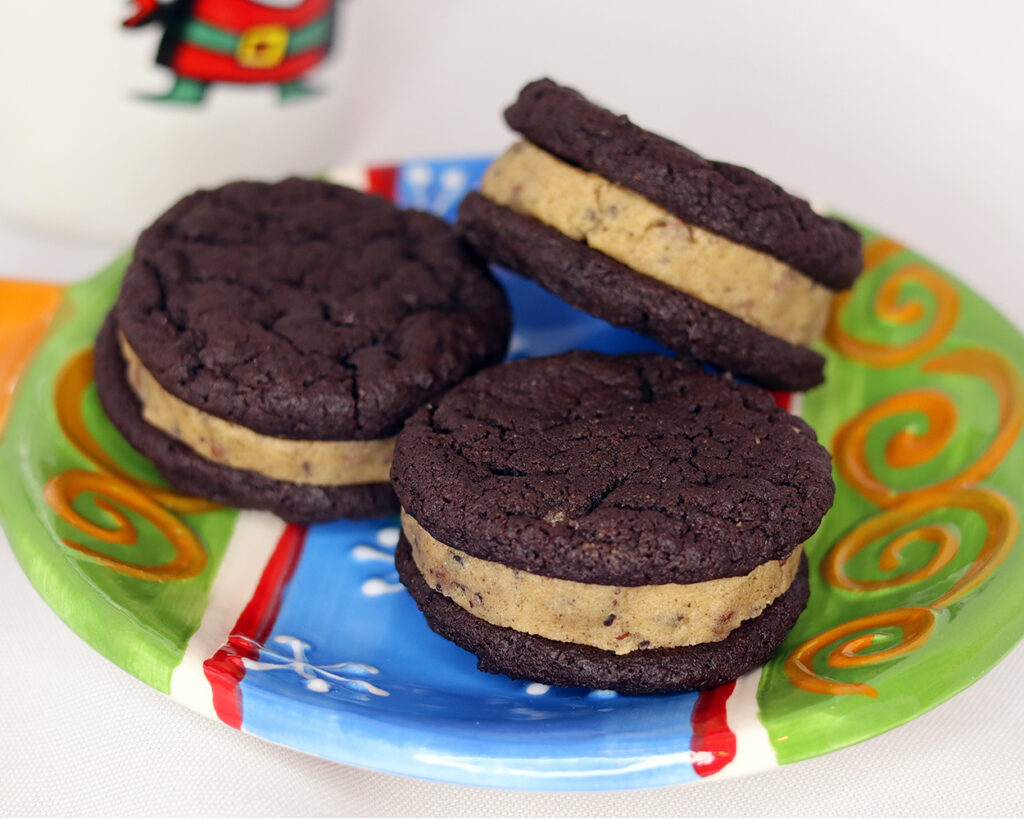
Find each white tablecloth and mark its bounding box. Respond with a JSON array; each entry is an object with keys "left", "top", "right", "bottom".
[{"left": 3, "top": 2, "right": 1024, "bottom": 815}]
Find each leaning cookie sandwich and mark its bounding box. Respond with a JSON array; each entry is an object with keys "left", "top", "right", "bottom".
[{"left": 459, "top": 79, "right": 863, "bottom": 391}]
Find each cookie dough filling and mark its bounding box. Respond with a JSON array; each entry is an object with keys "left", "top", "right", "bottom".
[
  {"left": 403, "top": 511, "right": 803, "bottom": 655},
  {"left": 120, "top": 334, "right": 395, "bottom": 487},
  {"left": 481, "top": 141, "right": 833, "bottom": 346}
]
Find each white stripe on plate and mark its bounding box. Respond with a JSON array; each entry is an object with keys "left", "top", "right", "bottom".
[
  {"left": 788, "top": 391, "right": 805, "bottom": 419},
  {"left": 326, "top": 165, "right": 370, "bottom": 190},
  {"left": 169, "top": 511, "right": 288, "bottom": 720},
  {"left": 720, "top": 668, "right": 780, "bottom": 779}
]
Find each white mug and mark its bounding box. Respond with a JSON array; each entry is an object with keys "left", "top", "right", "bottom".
[{"left": 0, "top": 1, "right": 356, "bottom": 241}]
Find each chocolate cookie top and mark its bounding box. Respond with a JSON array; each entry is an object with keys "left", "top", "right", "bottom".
[
  {"left": 504, "top": 79, "right": 862, "bottom": 290},
  {"left": 116, "top": 178, "right": 510, "bottom": 441},
  {"left": 391, "top": 351, "right": 835, "bottom": 585}
]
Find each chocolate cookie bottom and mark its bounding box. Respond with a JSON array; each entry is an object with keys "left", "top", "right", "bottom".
[
  {"left": 94, "top": 314, "right": 398, "bottom": 523},
  {"left": 458, "top": 192, "right": 826, "bottom": 392},
  {"left": 396, "top": 533, "right": 810, "bottom": 695}
]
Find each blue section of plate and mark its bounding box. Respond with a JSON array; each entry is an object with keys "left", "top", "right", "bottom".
[
  {"left": 397, "top": 156, "right": 494, "bottom": 222},
  {"left": 235, "top": 157, "right": 704, "bottom": 790}
]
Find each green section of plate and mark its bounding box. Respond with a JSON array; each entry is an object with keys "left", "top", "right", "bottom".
[
  {"left": 0, "top": 256, "right": 238, "bottom": 693},
  {"left": 759, "top": 229, "right": 1024, "bottom": 763}
]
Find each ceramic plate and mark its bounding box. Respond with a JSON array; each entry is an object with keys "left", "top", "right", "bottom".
[{"left": 3, "top": 157, "right": 1024, "bottom": 791}]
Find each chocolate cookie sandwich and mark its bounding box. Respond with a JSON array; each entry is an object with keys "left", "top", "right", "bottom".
[
  {"left": 458, "top": 79, "right": 863, "bottom": 392},
  {"left": 96, "top": 178, "right": 510, "bottom": 523},
  {"left": 391, "top": 351, "right": 834, "bottom": 694}
]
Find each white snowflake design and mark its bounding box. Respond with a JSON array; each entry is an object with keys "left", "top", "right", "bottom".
[
  {"left": 403, "top": 163, "right": 471, "bottom": 217},
  {"left": 242, "top": 635, "right": 389, "bottom": 697},
  {"left": 522, "top": 682, "right": 619, "bottom": 700},
  {"left": 353, "top": 525, "right": 403, "bottom": 597}
]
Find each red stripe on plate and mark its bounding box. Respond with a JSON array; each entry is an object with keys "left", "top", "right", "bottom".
[
  {"left": 203, "top": 523, "right": 308, "bottom": 729},
  {"left": 770, "top": 390, "right": 792, "bottom": 411},
  {"left": 366, "top": 166, "right": 399, "bottom": 201},
  {"left": 691, "top": 680, "right": 738, "bottom": 777}
]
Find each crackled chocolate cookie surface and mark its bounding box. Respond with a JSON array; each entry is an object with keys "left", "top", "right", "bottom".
[
  {"left": 117, "top": 177, "right": 509, "bottom": 441},
  {"left": 101, "top": 177, "right": 510, "bottom": 521},
  {"left": 391, "top": 351, "right": 833, "bottom": 693},
  {"left": 393, "top": 351, "right": 834, "bottom": 585}
]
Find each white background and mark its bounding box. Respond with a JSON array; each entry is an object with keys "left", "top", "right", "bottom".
[{"left": 2, "top": 1, "right": 1024, "bottom": 815}]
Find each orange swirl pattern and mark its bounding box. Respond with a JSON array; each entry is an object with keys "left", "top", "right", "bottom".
[
  {"left": 45, "top": 469, "right": 207, "bottom": 581},
  {"left": 45, "top": 347, "right": 214, "bottom": 581},
  {"left": 826, "top": 248, "right": 960, "bottom": 368},
  {"left": 786, "top": 238, "right": 1022, "bottom": 697},
  {"left": 820, "top": 488, "right": 1017, "bottom": 603},
  {"left": 786, "top": 607, "right": 935, "bottom": 698},
  {"left": 833, "top": 348, "right": 1023, "bottom": 507}
]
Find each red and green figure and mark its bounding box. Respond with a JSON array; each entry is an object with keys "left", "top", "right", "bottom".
[{"left": 124, "top": 0, "right": 339, "bottom": 103}]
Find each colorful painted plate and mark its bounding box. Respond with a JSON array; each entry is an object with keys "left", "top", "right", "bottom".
[{"left": 2, "top": 157, "right": 1023, "bottom": 791}]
